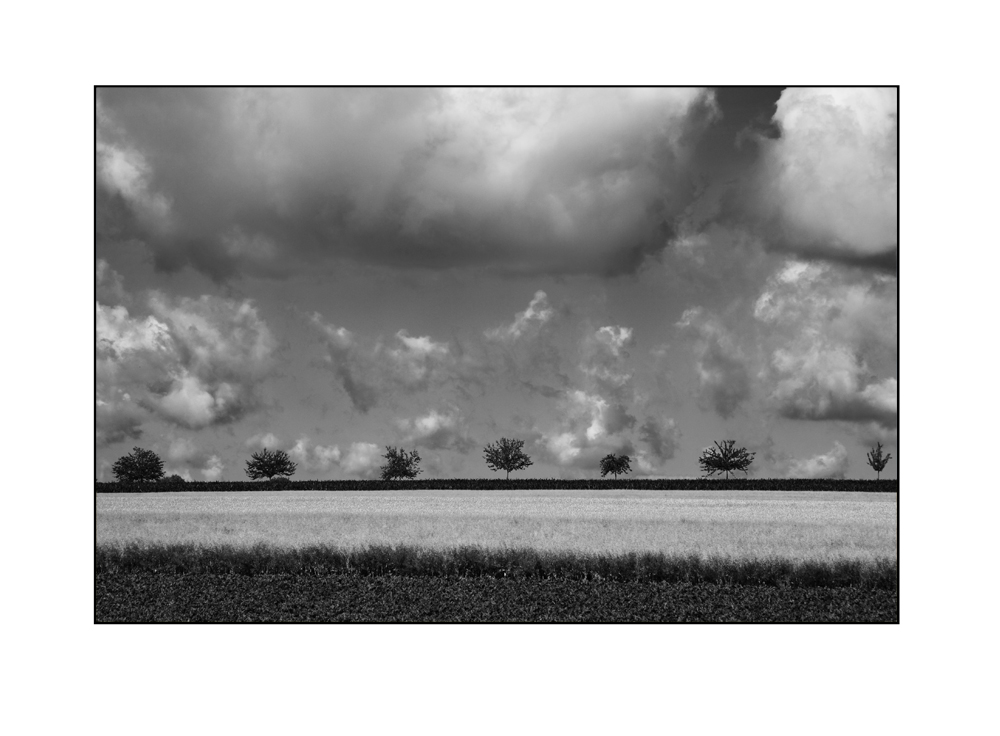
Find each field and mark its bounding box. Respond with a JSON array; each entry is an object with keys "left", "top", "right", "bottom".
[{"left": 95, "top": 489, "right": 898, "bottom": 622}]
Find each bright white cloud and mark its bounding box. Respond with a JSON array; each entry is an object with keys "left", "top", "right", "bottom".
[
  {"left": 396, "top": 407, "right": 475, "bottom": 452},
  {"left": 785, "top": 442, "right": 849, "bottom": 479},
  {"left": 97, "top": 283, "right": 278, "bottom": 434},
  {"left": 755, "top": 259, "right": 897, "bottom": 429},
  {"left": 341, "top": 442, "right": 382, "bottom": 478},
  {"left": 756, "top": 87, "right": 897, "bottom": 263}
]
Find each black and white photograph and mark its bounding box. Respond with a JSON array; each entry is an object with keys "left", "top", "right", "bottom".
[{"left": 94, "top": 86, "right": 898, "bottom": 623}]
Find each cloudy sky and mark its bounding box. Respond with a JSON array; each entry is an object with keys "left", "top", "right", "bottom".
[{"left": 95, "top": 87, "right": 897, "bottom": 481}]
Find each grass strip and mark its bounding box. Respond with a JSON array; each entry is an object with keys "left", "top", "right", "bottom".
[{"left": 96, "top": 543, "right": 897, "bottom": 589}]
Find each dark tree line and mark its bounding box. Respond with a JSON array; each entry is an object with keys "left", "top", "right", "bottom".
[{"left": 107, "top": 438, "right": 894, "bottom": 482}]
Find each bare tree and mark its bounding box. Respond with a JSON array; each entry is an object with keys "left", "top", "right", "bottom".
[
  {"left": 866, "top": 442, "right": 892, "bottom": 480},
  {"left": 245, "top": 448, "right": 297, "bottom": 480},
  {"left": 600, "top": 453, "right": 632, "bottom": 480},
  {"left": 483, "top": 437, "right": 533, "bottom": 480},
  {"left": 380, "top": 446, "right": 423, "bottom": 480},
  {"left": 698, "top": 440, "right": 755, "bottom": 480}
]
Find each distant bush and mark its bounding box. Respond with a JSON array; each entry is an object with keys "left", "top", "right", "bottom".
[{"left": 161, "top": 474, "right": 186, "bottom": 484}]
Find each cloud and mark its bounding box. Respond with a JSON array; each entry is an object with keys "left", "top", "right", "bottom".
[
  {"left": 166, "top": 437, "right": 225, "bottom": 480},
  {"left": 396, "top": 407, "right": 476, "bottom": 452},
  {"left": 96, "top": 259, "right": 129, "bottom": 306},
  {"left": 340, "top": 442, "right": 382, "bottom": 478},
  {"left": 638, "top": 416, "right": 680, "bottom": 462},
  {"left": 755, "top": 259, "right": 897, "bottom": 429},
  {"left": 534, "top": 389, "right": 636, "bottom": 473},
  {"left": 784, "top": 442, "right": 849, "bottom": 479},
  {"left": 312, "top": 313, "right": 464, "bottom": 412},
  {"left": 245, "top": 432, "right": 281, "bottom": 450},
  {"left": 753, "top": 88, "right": 897, "bottom": 267},
  {"left": 96, "top": 395, "right": 145, "bottom": 446},
  {"left": 485, "top": 291, "right": 553, "bottom": 341},
  {"left": 96, "top": 88, "right": 718, "bottom": 280},
  {"left": 97, "top": 285, "right": 277, "bottom": 433},
  {"left": 288, "top": 437, "right": 343, "bottom": 474},
  {"left": 676, "top": 308, "right": 752, "bottom": 418}
]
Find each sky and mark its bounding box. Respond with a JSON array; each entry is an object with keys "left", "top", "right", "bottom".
[{"left": 95, "top": 87, "right": 898, "bottom": 481}]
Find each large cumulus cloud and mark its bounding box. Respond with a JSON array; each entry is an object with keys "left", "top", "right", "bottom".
[
  {"left": 97, "top": 88, "right": 718, "bottom": 280},
  {"left": 532, "top": 324, "right": 679, "bottom": 476},
  {"left": 754, "top": 260, "right": 897, "bottom": 429},
  {"left": 753, "top": 87, "right": 897, "bottom": 269},
  {"left": 96, "top": 264, "right": 277, "bottom": 440}
]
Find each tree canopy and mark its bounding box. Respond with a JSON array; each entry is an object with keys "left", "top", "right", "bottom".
[
  {"left": 380, "top": 446, "right": 422, "bottom": 480},
  {"left": 866, "top": 442, "right": 892, "bottom": 480},
  {"left": 600, "top": 453, "right": 632, "bottom": 480},
  {"left": 245, "top": 448, "right": 297, "bottom": 480},
  {"left": 112, "top": 447, "right": 165, "bottom": 482},
  {"left": 698, "top": 440, "right": 755, "bottom": 480},
  {"left": 483, "top": 437, "right": 533, "bottom": 480}
]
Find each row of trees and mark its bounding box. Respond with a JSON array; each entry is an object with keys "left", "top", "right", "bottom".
[{"left": 107, "top": 440, "right": 894, "bottom": 482}]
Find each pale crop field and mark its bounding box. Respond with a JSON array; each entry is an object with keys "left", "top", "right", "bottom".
[{"left": 96, "top": 490, "right": 897, "bottom": 561}]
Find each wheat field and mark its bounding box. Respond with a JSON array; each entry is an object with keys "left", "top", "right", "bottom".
[{"left": 96, "top": 489, "right": 897, "bottom": 561}]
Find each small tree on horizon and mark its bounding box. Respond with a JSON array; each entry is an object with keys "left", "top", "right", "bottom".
[
  {"left": 112, "top": 447, "right": 165, "bottom": 483},
  {"left": 483, "top": 437, "right": 533, "bottom": 480},
  {"left": 600, "top": 453, "right": 632, "bottom": 480},
  {"left": 698, "top": 440, "right": 755, "bottom": 480},
  {"left": 245, "top": 448, "right": 297, "bottom": 480},
  {"left": 380, "top": 446, "right": 423, "bottom": 480},
  {"left": 866, "top": 442, "right": 892, "bottom": 480}
]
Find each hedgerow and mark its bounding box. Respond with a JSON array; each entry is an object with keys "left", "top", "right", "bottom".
[{"left": 96, "top": 477, "right": 898, "bottom": 493}]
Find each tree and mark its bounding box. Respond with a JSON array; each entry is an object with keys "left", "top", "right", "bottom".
[
  {"left": 866, "top": 442, "right": 892, "bottom": 480},
  {"left": 245, "top": 448, "right": 297, "bottom": 480},
  {"left": 600, "top": 453, "right": 632, "bottom": 480},
  {"left": 698, "top": 440, "right": 755, "bottom": 480},
  {"left": 380, "top": 446, "right": 422, "bottom": 480},
  {"left": 483, "top": 437, "right": 533, "bottom": 480},
  {"left": 112, "top": 447, "right": 165, "bottom": 483},
  {"left": 161, "top": 474, "right": 186, "bottom": 484}
]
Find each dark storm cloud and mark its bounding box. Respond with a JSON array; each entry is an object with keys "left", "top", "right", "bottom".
[{"left": 96, "top": 88, "right": 718, "bottom": 280}]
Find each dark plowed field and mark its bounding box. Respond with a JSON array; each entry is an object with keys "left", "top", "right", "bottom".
[{"left": 96, "top": 572, "right": 898, "bottom": 623}]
